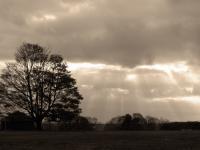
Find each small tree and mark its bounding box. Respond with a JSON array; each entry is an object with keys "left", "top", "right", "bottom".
[
  {"left": 131, "top": 113, "right": 147, "bottom": 130},
  {"left": 145, "top": 116, "right": 160, "bottom": 130},
  {"left": 121, "top": 114, "right": 132, "bottom": 130},
  {"left": 0, "top": 43, "right": 83, "bottom": 130},
  {"left": 3, "top": 111, "right": 34, "bottom": 130}
]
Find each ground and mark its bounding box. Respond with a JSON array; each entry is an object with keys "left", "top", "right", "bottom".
[{"left": 0, "top": 131, "right": 199, "bottom": 150}]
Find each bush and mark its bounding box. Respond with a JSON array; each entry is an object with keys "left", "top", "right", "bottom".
[{"left": 1, "top": 111, "right": 34, "bottom": 130}]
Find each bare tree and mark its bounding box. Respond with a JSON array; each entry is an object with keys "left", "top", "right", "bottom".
[{"left": 0, "top": 43, "right": 83, "bottom": 130}]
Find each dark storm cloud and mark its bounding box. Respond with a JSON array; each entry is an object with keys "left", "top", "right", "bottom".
[{"left": 0, "top": 0, "right": 200, "bottom": 66}]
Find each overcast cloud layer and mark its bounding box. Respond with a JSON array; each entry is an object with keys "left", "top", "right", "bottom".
[
  {"left": 1, "top": 0, "right": 200, "bottom": 66},
  {"left": 1, "top": 0, "right": 200, "bottom": 122}
]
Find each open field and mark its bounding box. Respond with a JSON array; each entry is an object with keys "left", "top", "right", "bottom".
[{"left": 0, "top": 131, "right": 200, "bottom": 150}]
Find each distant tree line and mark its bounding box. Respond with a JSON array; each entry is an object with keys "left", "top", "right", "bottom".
[
  {"left": 160, "top": 122, "right": 200, "bottom": 130},
  {"left": 104, "top": 113, "right": 165, "bottom": 131},
  {"left": 1, "top": 111, "right": 200, "bottom": 131},
  {"left": 104, "top": 113, "right": 200, "bottom": 131}
]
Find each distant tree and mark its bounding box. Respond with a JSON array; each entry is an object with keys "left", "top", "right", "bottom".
[
  {"left": 0, "top": 43, "right": 83, "bottom": 130},
  {"left": 132, "top": 113, "right": 144, "bottom": 120},
  {"left": 121, "top": 114, "right": 132, "bottom": 130},
  {"left": 109, "top": 116, "right": 125, "bottom": 125},
  {"left": 104, "top": 115, "right": 125, "bottom": 130},
  {"left": 70, "top": 116, "right": 94, "bottom": 130},
  {"left": 131, "top": 113, "right": 147, "bottom": 130},
  {"left": 145, "top": 116, "right": 160, "bottom": 130}
]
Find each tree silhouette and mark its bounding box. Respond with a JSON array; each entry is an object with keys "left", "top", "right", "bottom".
[
  {"left": 0, "top": 43, "right": 83, "bottom": 130},
  {"left": 121, "top": 114, "right": 132, "bottom": 130},
  {"left": 131, "top": 113, "right": 147, "bottom": 130}
]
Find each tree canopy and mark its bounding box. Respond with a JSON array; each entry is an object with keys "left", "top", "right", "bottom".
[{"left": 0, "top": 43, "right": 83, "bottom": 130}]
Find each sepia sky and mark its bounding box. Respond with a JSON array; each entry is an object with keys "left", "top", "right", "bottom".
[{"left": 1, "top": 0, "right": 200, "bottom": 122}]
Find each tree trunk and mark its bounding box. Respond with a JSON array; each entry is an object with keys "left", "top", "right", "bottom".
[{"left": 35, "top": 119, "right": 43, "bottom": 130}]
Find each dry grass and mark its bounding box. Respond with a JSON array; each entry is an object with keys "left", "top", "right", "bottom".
[{"left": 0, "top": 131, "right": 199, "bottom": 150}]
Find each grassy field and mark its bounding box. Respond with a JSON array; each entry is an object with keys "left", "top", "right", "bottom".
[{"left": 0, "top": 131, "right": 200, "bottom": 150}]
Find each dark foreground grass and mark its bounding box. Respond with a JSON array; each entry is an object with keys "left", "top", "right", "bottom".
[{"left": 0, "top": 131, "right": 200, "bottom": 150}]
